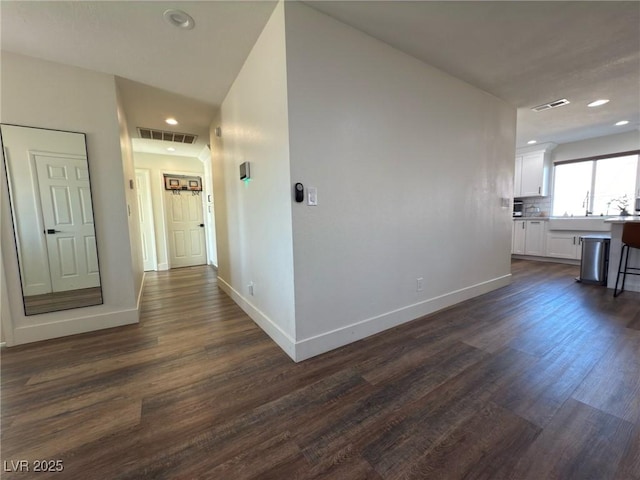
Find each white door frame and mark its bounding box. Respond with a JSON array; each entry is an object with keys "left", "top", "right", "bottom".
[
  {"left": 135, "top": 169, "right": 157, "bottom": 271},
  {"left": 199, "top": 147, "right": 217, "bottom": 268}
]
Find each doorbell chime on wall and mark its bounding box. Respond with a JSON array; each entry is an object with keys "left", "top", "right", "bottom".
[{"left": 295, "top": 183, "right": 304, "bottom": 202}]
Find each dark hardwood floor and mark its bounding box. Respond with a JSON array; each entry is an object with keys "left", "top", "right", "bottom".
[{"left": 2, "top": 260, "right": 639, "bottom": 479}]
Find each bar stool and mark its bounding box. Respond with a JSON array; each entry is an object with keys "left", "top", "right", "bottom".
[{"left": 613, "top": 222, "right": 640, "bottom": 297}]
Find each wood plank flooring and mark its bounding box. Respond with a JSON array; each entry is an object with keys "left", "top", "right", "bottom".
[{"left": 2, "top": 260, "right": 639, "bottom": 479}]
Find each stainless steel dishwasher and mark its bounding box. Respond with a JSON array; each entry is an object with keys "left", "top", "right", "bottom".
[{"left": 578, "top": 235, "right": 611, "bottom": 285}]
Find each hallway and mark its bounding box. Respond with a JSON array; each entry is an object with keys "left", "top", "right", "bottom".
[{"left": 1, "top": 261, "right": 639, "bottom": 479}]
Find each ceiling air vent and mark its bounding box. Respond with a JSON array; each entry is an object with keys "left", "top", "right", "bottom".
[
  {"left": 137, "top": 127, "right": 197, "bottom": 144},
  {"left": 531, "top": 98, "right": 570, "bottom": 112}
]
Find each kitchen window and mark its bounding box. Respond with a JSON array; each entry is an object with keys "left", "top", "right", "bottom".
[{"left": 551, "top": 153, "right": 639, "bottom": 216}]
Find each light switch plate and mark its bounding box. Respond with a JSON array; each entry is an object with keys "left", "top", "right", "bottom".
[{"left": 307, "top": 187, "right": 318, "bottom": 206}]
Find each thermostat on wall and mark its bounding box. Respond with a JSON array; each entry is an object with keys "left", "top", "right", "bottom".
[{"left": 240, "top": 161, "right": 250, "bottom": 181}]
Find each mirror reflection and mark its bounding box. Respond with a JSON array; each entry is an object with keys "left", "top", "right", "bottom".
[{"left": 1, "top": 124, "right": 102, "bottom": 315}]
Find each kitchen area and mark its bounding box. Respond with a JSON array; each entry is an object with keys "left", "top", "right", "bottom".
[{"left": 511, "top": 134, "right": 640, "bottom": 294}]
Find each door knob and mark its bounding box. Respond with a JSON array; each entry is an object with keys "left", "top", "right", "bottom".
[
  {"left": 45, "top": 229, "right": 60, "bottom": 234},
  {"left": 199, "top": 224, "right": 205, "bottom": 227}
]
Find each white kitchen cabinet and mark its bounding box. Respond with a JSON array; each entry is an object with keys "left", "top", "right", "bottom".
[
  {"left": 512, "top": 220, "right": 546, "bottom": 255},
  {"left": 512, "top": 220, "right": 526, "bottom": 254},
  {"left": 524, "top": 220, "right": 546, "bottom": 256},
  {"left": 521, "top": 152, "right": 546, "bottom": 196},
  {"left": 514, "top": 145, "right": 555, "bottom": 198},
  {"left": 545, "top": 232, "right": 583, "bottom": 260},
  {"left": 514, "top": 216, "right": 610, "bottom": 261},
  {"left": 514, "top": 155, "right": 523, "bottom": 200}
]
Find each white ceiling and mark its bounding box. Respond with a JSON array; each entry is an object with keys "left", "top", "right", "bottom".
[
  {"left": 1, "top": 1, "right": 638, "bottom": 155},
  {"left": 116, "top": 77, "right": 216, "bottom": 158},
  {"left": 0, "top": 1, "right": 277, "bottom": 157},
  {"left": 307, "top": 1, "right": 640, "bottom": 148}
]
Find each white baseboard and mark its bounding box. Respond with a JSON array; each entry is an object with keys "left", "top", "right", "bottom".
[
  {"left": 157, "top": 263, "right": 169, "bottom": 271},
  {"left": 12, "top": 308, "right": 139, "bottom": 346},
  {"left": 217, "top": 276, "right": 296, "bottom": 361},
  {"left": 512, "top": 254, "right": 580, "bottom": 265},
  {"left": 218, "top": 273, "right": 511, "bottom": 363},
  {"left": 294, "top": 274, "right": 512, "bottom": 361}
]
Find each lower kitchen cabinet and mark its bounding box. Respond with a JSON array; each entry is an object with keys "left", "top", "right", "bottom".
[
  {"left": 545, "top": 232, "right": 583, "bottom": 260},
  {"left": 513, "top": 220, "right": 608, "bottom": 262},
  {"left": 512, "top": 220, "right": 526, "bottom": 254},
  {"left": 512, "top": 220, "right": 546, "bottom": 255},
  {"left": 524, "top": 220, "right": 546, "bottom": 256}
]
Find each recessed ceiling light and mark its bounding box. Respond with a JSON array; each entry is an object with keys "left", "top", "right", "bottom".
[
  {"left": 167, "top": 147, "right": 176, "bottom": 152},
  {"left": 163, "top": 9, "right": 195, "bottom": 30},
  {"left": 527, "top": 140, "right": 537, "bottom": 145},
  {"left": 615, "top": 120, "right": 629, "bottom": 126},
  {"left": 587, "top": 99, "right": 609, "bottom": 107},
  {"left": 165, "top": 118, "right": 178, "bottom": 125}
]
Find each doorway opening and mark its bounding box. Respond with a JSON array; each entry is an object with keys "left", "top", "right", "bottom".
[{"left": 133, "top": 150, "right": 216, "bottom": 272}]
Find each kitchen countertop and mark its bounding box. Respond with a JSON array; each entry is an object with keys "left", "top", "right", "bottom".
[
  {"left": 513, "top": 215, "right": 640, "bottom": 223},
  {"left": 515, "top": 216, "right": 640, "bottom": 223},
  {"left": 604, "top": 216, "right": 640, "bottom": 223}
]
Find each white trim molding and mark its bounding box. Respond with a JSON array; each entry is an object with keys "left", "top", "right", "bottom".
[
  {"left": 294, "top": 274, "right": 512, "bottom": 361},
  {"left": 218, "top": 273, "right": 512, "bottom": 362},
  {"left": 217, "top": 276, "right": 296, "bottom": 360},
  {"left": 12, "top": 308, "right": 139, "bottom": 345}
]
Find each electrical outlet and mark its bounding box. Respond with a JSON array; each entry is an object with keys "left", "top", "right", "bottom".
[
  {"left": 248, "top": 282, "right": 254, "bottom": 296},
  {"left": 416, "top": 277, "right": 424, "bottom": 292}
]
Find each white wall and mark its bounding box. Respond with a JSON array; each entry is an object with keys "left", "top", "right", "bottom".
[
  {"left": 552, "top": 130, "right": 640, "bottom": 162},
  {"left": 115, "top": 84, "right": 144, "bottom": 301},
  {"left": 284, "top": 3, "right": 515, "bottom": 359},
  {"left": 133, "top": 152, "right": 205, "bottom": 270},
  {"left": 215, "top": 1, "right": 297, "bottom": 357},
  {"left": 0, "top": 52, "right": 139, "bottom": 345}
]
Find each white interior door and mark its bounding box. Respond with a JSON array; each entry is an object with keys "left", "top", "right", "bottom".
[
  {"left": 165, "top": 189, "right": 206, "bottom": 268},
  {"left": 35, "top": 155, "right": 100, "bottom": 292},
  {"left": 135, "top": 169, "right": 157, "bottom": 271}
]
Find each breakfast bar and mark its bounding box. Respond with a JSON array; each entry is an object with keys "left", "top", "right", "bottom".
[{"left": 606, "top": 217, "right": 640, "bottom": 294}]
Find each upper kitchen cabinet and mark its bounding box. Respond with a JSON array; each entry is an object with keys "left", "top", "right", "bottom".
[{"left": 514, "top": 143, "right": 556, "bottom": 198}]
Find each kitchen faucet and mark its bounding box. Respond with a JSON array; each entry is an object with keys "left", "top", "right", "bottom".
[{"left": 582, "top": 191, "right": 592, "bottom": 216}]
